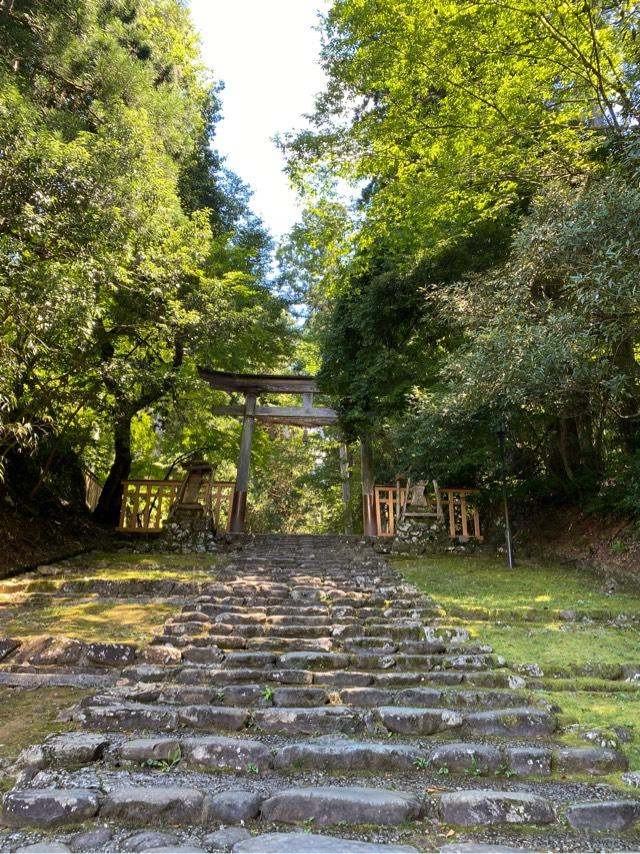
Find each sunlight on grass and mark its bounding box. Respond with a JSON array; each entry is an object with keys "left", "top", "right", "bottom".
[
  {"left": 0, "top": 687, "right": 90, "bottom": 767},
  {"left": 396, "top": 554, "right": 640, "bottom": 771},
  {"left": 393, "top": 554, "right": 640, "bottom": 617},
  {"left": 1, "top": 599, "right": 175, "bottom": 644}
]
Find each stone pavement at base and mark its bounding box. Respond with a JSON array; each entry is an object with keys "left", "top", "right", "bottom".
[{"left": 1, "top": 535, "right": 639, "bottom": 852}]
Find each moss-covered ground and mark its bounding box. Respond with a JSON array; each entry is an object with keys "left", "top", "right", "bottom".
[
  {"left": 0, "top": 687, "right": 90, "bottom": 790},
  {"left": 0, "top": 551, "right": 219, "bottom": 642},
  {"left": 394, "top": 554, "right": 640, "bottom": 774},
  {"left": 0, "top": 598, "right": 176, "bottom": 644}
]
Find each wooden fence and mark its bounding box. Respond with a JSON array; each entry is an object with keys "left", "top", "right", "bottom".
[
  {"left": 374, "top": 484, "right": 482, "bottom": 541},
  {"left": 117, "top": 480, "right": 234, "bottom": 534}
]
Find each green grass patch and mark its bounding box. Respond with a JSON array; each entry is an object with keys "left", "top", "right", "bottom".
[
  {"left": 545, "top": 689, "right": 640, "bottom": 771},
  {"left": 393, "top": 554, "right": 640, "bottom": 618},
  {"left": 1, "top": 598, "right": 175, "bottom": 643},
  {"left": 467, "top": 620, "right": 640, "bottom": 673},
  {"left": 396, "top": 554, "right": 640, "bottom": 772},
  {"left": 0, "top": 686, "right": 90, "bottom": 769}
]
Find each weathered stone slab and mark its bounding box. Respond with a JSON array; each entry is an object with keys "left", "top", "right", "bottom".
[
  {"left": 233, "top": 833, "right": 419, "bottom": 852},
  {"left": 182, "top": 736, "right": 273, "bottom": 771},
  {"left": 3, "top": 788, "right": 100, "bottom": 828},
  {"left": 554, "top": 747, "right": 627, "bottom": 775},
  {"left": 439, "top": 790, "right": 554, "bottom": 826},
  {"left": 69, "top": 826, "right": 113, "bottom": 852},
  {"left": 463, "top": 708, "right": 555, "bottom": 737},
  {"left": 349, "top": 653, "right": 397, "bottom": 670},
  {"left": 338, "top": 688, "right": 395, "bottom": 706},
  {"left": 269, "top": 669, "right": 314, "bottom": 685},
  {"left": 376, "top": 707, "right": 463, "bottom": 735},
  {"left": 505, "top": 746, "right": 551, "bottom": 777},
  {"left": 86, "top": 642, "right": 137, "bottom": 666},
  {"left": 77, "top": 704, "right": 179, "bottom": 732},
  {"left": 31, "top": 637, "right": 84, "bottom": 666},
  {"left": 393, "top": 687, "right": 443, "bottom": 706},
  {"left": 316, "top": 671, "right": 373, "bottom": 687},
  {"left": 261, "top": 786, "right": 422, "bottom": 826},
  {"left": 427, "top": 742, "right": 502, "bottom": 773},
  {"left": 44, "top": 732, "right": 110, "bottom": 766},
  {"left": 218, "top": 685, "right": 269, "bottom": 706},
  {"left": 144, "top": 645, "right": 183, "bottom": 665},
  {"left": 203, "top": 789, "right": 263, "bottom": 823},
  {"left": 273, "top": 687, "right": 328, "bottom": 707},
  {"left": 119, "top": 737, "right": 180, "bottom": 763},
  {"left": 202, "top": 827, "right": 251, "bottom": 852},
  {"left": 274, "top": 740, "right": 425, "bottom": 772},
  {"left": 182, "top": 646, "right": 224, "bottom": 664},
  {"left": 252, "top": 707, "right": 362, "bottom": 735},
  {"left": 278, "top": 651, "right": 350, "bottom": 670},
  {"left": 122, "top": 830, "right": 180, "bottom": 851},
  {"left": 102, "top": 785, "right": 204, "bottom": 824},
  {"left": 565, "top": 800, "right": 640, "bottom": 831},
  {"left": 224, "top": 652, "right": 277, "bottom": 668},
  {"left": 177, "top": 705, "right": 250, "bottom": 731}
]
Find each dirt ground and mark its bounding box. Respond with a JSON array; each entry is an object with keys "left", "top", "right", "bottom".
[
  {"left": 515, "top": 506, "right": 640, "bottom": 590},
  {"left": 0, "top": 503, "right": 112, "bottom": 579}
]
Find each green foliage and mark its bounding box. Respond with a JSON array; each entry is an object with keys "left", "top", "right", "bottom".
[
  {"left": 282, "top": 0, "right": 640, "bottom": 515},
  {"left": 0, "top": 0, "right": 294, "bottom": 521}
]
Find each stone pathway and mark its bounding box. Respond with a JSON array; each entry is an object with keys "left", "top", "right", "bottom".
[{"left": 1, "top": 535, "right": 640, "bottom": 852}]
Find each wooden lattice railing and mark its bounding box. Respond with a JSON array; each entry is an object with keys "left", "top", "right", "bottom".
[
  {"left": 117, "top": 480, "right": 234, "bottom": 534},
  {"left": 374, "top": 484, "right": 482, "bottom": 541}
]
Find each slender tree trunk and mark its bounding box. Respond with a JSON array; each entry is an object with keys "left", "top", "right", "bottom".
[
  {"left": 93, "top": 414, "right": 132, "bottom": 526},
  {"left": 612, "top": 338, "right": 640, "bottom": 455}
]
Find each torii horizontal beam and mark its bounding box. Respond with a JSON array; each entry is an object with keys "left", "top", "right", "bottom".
[{"left": 211, "top": 404, "right": 338, "bottom": 427}]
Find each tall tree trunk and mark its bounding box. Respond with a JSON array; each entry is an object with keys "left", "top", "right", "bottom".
[
  {"left": 612, "top": 338, "right": 640, "bottom": 455},
  {"left": 93, "top": 414, "right": 132, "bottom": 526}
]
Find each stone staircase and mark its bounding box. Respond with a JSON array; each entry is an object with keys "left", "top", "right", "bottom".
[{"left": 1, "top": 535, "right": 640, "bottom": 852}]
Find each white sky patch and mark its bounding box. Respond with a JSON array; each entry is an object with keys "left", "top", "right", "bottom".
[{"left": 189, "top": 0, "right": 329, "bottom": 239}]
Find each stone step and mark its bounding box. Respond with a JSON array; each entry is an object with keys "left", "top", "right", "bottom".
[
  {"left": 73, "top": 700, "right": 555, "bottom": 738},
  {"left": 4, "top": 780, "right": 639, "bottom": 838},
  {"left": 108, "top": 682, "right": 537, "bottom": 711}
]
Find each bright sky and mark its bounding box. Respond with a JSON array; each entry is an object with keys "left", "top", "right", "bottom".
[{"left": 189, "top": 0, "right": 329, "bottom": 239}]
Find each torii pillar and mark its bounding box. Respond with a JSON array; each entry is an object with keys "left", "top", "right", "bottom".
[
  {"left": 229, "top": 392, "right": 256, "bottom": 533},
  {"left": 361, "top": 436, "right": 377, "bottom": 537}
]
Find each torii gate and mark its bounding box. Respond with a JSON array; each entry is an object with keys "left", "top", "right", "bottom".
[{"left": 198, "top": 369, "right": 377, "bottom": 536}]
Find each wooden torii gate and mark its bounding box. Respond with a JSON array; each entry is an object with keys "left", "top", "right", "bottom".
[{"left": 198, "top": 369, "right": 377, "bottom": 536}]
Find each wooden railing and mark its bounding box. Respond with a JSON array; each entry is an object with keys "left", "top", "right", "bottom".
[
  {"left": 117, "top": 480, "right": 234, "bottom": 534},
  {"left": 374, "top": 485, "right": 482, "bottom": 541}
]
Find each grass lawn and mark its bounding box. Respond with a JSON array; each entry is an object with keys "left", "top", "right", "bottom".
[
  {"left": 394, "top": 554, "right": 640, "bottom": 775},
  {"left": 395, "top": 554, "right": 640, "bottom": 619},
  {"left": 0, "top": 687, "right": 90, "bottom": 791},
  {"left": 0, "top": 598, "right": 176, "bottom": 644}
]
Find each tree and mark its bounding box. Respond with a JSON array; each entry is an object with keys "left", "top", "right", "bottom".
[{"left": 0, "top": 0, "right": 293, "bottom": 524}]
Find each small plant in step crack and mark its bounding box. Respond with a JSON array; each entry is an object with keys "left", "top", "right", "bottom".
[
  {"left": 469, "top": 756, "right": 482, "bottom": 777},
  {"left": 413, "top": 757, "right": 430, "bottom": 770},
  {"left": 261, "top": 685, "right": 274, "bottom": 701},
  {"left": 301, "top": 817, "right": 315, "bottom": 833},
  {"left": 246, "top": 762, "right": 260, "bottom": 774},
  {"left": 437, "top": 766, "right": 450, "bottom": 776},
  {"left": 215, "top": 689, "right": 225, "bottom": 702},
  {"left": 142, "top": 746, "right": 181, "bottom": 772}
]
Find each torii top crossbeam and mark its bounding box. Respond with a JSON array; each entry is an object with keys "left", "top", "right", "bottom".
[{"left": 199, "top": 369, "right": 338, "bottom": 429}]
